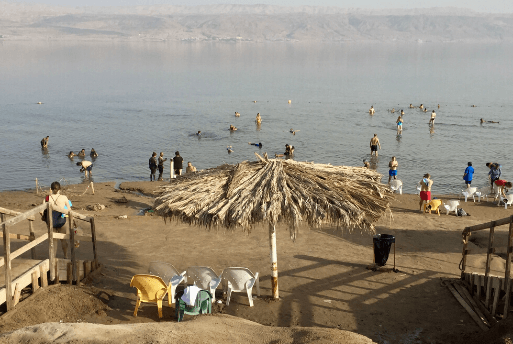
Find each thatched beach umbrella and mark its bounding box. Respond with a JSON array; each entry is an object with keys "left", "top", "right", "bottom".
[{"left": 154, "top": 153, "right": 392, "bottom": 299}]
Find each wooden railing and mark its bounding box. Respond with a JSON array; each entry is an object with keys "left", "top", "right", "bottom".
[
  {"left": 0, "top": 203, "right": 98, "bottom": 311},
  {"left": 461, "top": 215, "right": 513, "bottom": 319}
]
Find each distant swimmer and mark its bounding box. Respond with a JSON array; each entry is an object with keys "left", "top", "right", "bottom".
[
  {"left": 370, "top": 134, "right": 381, "bottom": 157},
  {"left": 369, "top": 106, "right": 375, "bottom": 115},
  {"left": 77, "top": 149, "right": 86, "bottom": 157},
  {"left": 235, "top": 112, "right": 240, "bottom": 117},
  {"left": 256, "top": 113, "right": 262, "bottom": 124},
  {"left": 400, "top": 109, "right": 405, "bottom": 115},
  {"left": 438, "top": 104, "right": 440, "bottom": 109},
  {"left": 186, "top": 162, "right": 197, "bottom": 173},
  {"left": 480, "top": 118, "right": 499, "bottom": 124},
  {"left": 229, "top": 125, "right": 237, "bottom": 131},
  {"left": 419, "top": 104, "right": 424, "bottom": 109},
  {"left": 391, "top": 108, "right": 395, "bottom": 113},
  {"left": 227, "top": 146, "right": 234, "bottom": 153},
  {"left": 67, "top": 151, "right": 75, "bottom": 158},
  {"left": 196, "top": 131, "right": 202, "bottom": 136},
  {"left": 37, "top": 102, "right": 43, "bottom": 105},
  {"left": 409, "top": 104, "right": 414, "bottom": 109},
  {"left": 275, "top": 144, "right": 294, "bottom": 158},
  {"left": 90, "top": 148, "right": 98, "bottom": 158},
  {"left": 423, "top": 108, "right": 428, "bottom": 112},
  {"left": 363, "top": 160, "right": 370, "bottom": 169},
  {"left": 40, "top": 136, "right": 49, "bottom": 148},
  {"left": 396, "top": 115, "right": 403, "bottom": 134},
  {"left": 248, "top": 142, "right": 263, "bottom": 148},
  {"left": 290, "top": 128, "right": 300, "bottom": 135},
  {"left": 471, "top": 105, "right": 476, "bottom": 107},
  {"left": 253, "top": 100, "right": 257, "bottom": 103},
  {"left": 429, "top": 110, "right": 436, "bottom": 125},
  {"left": 76, "top": 160, "right": 93, "bottom": 178}
]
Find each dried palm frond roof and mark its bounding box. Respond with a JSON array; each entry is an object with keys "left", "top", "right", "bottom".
[{"left": 154, "top": 153, "right": 393, "bottom": 239}]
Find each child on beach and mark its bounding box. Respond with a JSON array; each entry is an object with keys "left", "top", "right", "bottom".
[
  {"left": 463, "top": 162, "right": 474, "bottom": 188},
  {"left": 419, "top": 174, "right": 433, "bottom": 212}
]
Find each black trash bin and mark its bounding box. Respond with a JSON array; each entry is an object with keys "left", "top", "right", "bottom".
[{"left": 373, "top": 234, "right": 395, "bottom": 266}]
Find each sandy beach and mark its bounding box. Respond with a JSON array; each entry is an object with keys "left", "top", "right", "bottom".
[{"left": 0, "top": 181, "right": 513, "bottom": 343}]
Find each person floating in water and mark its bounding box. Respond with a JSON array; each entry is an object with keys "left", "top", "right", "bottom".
[
  {"left": 275, "top": 144, "right": 294, "bottom": 158},
  {"left": 409, "top": 104, "right": 414, "bottom": 109},
  {"left": 256, "top": 113, "right": 262, "bottom": 124},
  {"left": 196, "top": 131, "right": 202, "bottom": 136},
  {"left": 76, "top": 160, "right": 93, "bottom": 178},
  {"left": 471, "top": 105, "right": 476, "bottom": 107},
  {"left": 78, "top": 149, "right": 86, "bottom": 157},
  {"left": 235, "top": 112, "right": 240, "bottom": 117},
  {"left": 290, "top": 128, "right": 300, "bottom": 135},
  {"left": 67, "top": 151, "right": 75, "bottom": 158},
  {"left": 248, "top": 142, "right": 263, "bottom": 148},
  {"left": 480, "top": 118, "right": 499, "bottom": 124},
  {"left": 423, "top": 108, "right": 428, "bottom": 112},
  {"left": 369, "top": 106, "right": 375, "bottom": 115},
  {"left": 370, "top": 134, "right": 381, "bottom": 157},
  {"left": 419, "top": 104, "right": 424, "bottom": 109},
  {"left": 229, "top": 125, "right": 237, "bottom": 131},
  {"left": 396, "top": 115, "right": 403, "bottom": 135},
  {"left": 90, "top": 148, "right": 98, "bottom": 158},
  {"left": 227, "top": 146, "right": 234, "bottom": 153},
  {"left": 400, "top": 109, "right": 405, "bottom": 115},
  {"left": 429, "top": 110, "right": 436, "bottom": 125},
  {"left": 390, "top": 108, "right": 395, "bottom": 113},
  {"left": 40, "top": 136, "right": 49, "bottom": 148}
]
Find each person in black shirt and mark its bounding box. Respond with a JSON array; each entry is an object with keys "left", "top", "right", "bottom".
[
  {"left": 173, "top": 151, "right": 183, "bottom": 176},
  {"left": 149, "top": 152, "right": 157, "bottom": 181},
  {"left": 158, "top": 152, "right": 167, "bottom": 181}
]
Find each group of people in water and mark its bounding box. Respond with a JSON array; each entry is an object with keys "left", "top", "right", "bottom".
[{"left": 41, "top": 136, "right": 96, "bottom": 179}]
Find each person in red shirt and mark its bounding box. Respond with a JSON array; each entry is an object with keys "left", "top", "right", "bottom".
[{"left": 494, "top": 180, "right": 513, "bottom": 198}]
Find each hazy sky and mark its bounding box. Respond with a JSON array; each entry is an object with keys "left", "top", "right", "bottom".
[{"left": 11, "top": 0, "right": 513, "bottom": 13}]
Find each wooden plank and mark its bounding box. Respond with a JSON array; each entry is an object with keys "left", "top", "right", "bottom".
[
  {"left": 31, "top": 271, "right": 39, "bottom": 291},
  {"left": 492, "top": 277, "right": 501, "bottom": 316},
  {"left": 28, "top": 220, "right": 36, "bottom": 259},
  {"left": 67, "top": 263, "right": 72, "bottom": 285},
  {"left": 12, "top": 284, "right": 21, "bottom": 307},
  {"left": 75, "top": 260, "right": 81, "bottom": 285},
  {"left": 0, "top": 259, "right": 49, "bottom": 306},
  {"left": 486, "top": 275, "right": 493, "bottom": 309},
  {"left": 485, "top": 223, "right": 496, "bottom": 288},
  {"left": 2, "top": 214, "right": 13, "bottom": 311},
  {"left": 469, "top": 274, "right": 475, "bottom": 295},
  {"left": 55, "top": 259, "right": 60, "bottom": 285},
  {"left": 47, "top": 203, "right": 55, "bottom": 282},
  {"left": 466, "top": 283, "right": 498, "bottom": 326},
  {"left": 39, "top": 265, "right": 48, "bottom": 288},
  {"left": 52, "top": 233, "right": 92, "bottom": 242},
  {"left": 454, "top": 282, "right": 490, "bottom": 328},
  {"left": 0, "top": 233, "right": 31, "bottom": 241},
  {"left": 90, "top": 218, "right": 98, "bottom": 268},
  {"left": 477, "top": 274, "right": 482, "bottom": 298},
  {"left": 0, "top": 207, "right": 35, "bottom": 220},
  {"left": 69, "top": 213, "right": 77, "bottom": 282},
  {"left": 447, "top": 283, "right": 489, "bottom": 331},
  {"left": 9, "top": 233, "right": 49, "bottom": 261},
  {"left": 0, "top": 204, "right": 46, "bottom": 228},
  {"left": 67, "top": 210, "right": 93, "bottom": 222},
  {"left": 464, "top": 217, "right": 513, "bottom": 233},
  {"left": 503, "top": 216, "right": 513, "bottom": 319}
]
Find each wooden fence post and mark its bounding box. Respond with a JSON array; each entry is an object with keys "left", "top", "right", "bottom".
[
  {"left": 28, "top": 220, "right": 36, "bottom": 259},
  {"left": 2, "top": 213, "right": 13, "bottom": 311},
  {"left": 503, "top": 216, "right": 513, "bottom": 318},
  {"left": 461, "top": 230, "right": 470, "bottom": 277},
  {"left": 484, "top": 222, "right": 495, "bottom": 289},
  {"left": 69, "top": 212, "right": 77, "bottom": 282},
  {"left": 90, "top": 218, "right": 98, "bottom": 269},
  {"left": 47, "top": 202, "right": 56, "bottom": 282}
]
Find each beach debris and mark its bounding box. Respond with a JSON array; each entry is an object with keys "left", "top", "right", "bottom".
[
  {"left": 114, "top": 196, "right": 129, "bottom": 204},
  {"left": 86, "top": 203, "right": 105, "bottom": 211},
  {"left": 116, "top": 215, "right": 128, "bottom": 219},
  {"left": 323, "top": 300, "right": 332, "bottom": 303}
]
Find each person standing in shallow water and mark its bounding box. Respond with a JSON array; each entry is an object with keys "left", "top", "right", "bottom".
[
  {"left": 149, "top": 152, "right": 157, "bottom": 181},
  {"left": 40, "top": 136, "right": 49, "bottom": 148},
  {"left": 388, "top": 157, "right": 398, "bottom": 184},
  {"left": 158, "top": 152, "right": 167, "bottom": 181},
  {"left": 463, "top": 162, "right": 474, "bottom": 189},
  {"left": 369, "top": 134, "right": 381, "bottom": 157}
]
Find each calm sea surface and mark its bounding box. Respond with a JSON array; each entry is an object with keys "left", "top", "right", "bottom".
[{"left": 0, "top": 41, "right": 512, "bottom": 194}]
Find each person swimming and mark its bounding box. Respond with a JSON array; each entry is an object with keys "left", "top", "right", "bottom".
[
  {"left": 391, "top": 108, "right": 395, "bottom": 113},
  {"left": 419, "top": 104, "right": 424, "bottom": 109},
  {"left": 235, "top": 112, "right": 240, "bottom": 117},
  {"left": 409, "top": 104, "right": 414, "bottom": 108},
  {"left": 290, "top": 128, "right": 300, "bottom": 135},
  {"left": 196, "top": 130, "right": 201, "bottom": 136},
  {"left": 77, "top": 149, "right": 86, "bottom": 157},
  {"left": 480, "top": 118, "right": 499, "bottom": 124},
  {"left": 90, "top": 148, "right": 98, "bottom": 158},
  {"left": 363, "top": 160, "right": 370, "bottom": 168},
  {"left": 227, "top": 146, "right": 234, "bottom": 153},
  {"left": 248, "top": 142, "right": 263, "bottom": 148},
  {"left": 67, "top": 151, "right": 75, "bottom": 158},
  {"left": 229, "top": 125, "right": 237, "bottom": 131},
  {"left": 276, "top": 144, "right": 294, "bottom": 158}
]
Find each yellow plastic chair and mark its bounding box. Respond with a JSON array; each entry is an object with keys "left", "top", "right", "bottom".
[
  {"left": 424, "top": 199, "right": 442, "bottom": 216},
  {"left": 130, "top": 274, "right": 170, "bottom": 318}
]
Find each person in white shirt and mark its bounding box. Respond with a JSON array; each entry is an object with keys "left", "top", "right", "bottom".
[
  {"left": 76, "top": 160, "right": 93, "bottom": 178},
  {"left": 41, "top": 182, "right": 72, "bottom": 258}
]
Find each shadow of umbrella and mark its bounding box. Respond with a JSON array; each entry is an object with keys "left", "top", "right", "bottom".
[{"left": 153, "top": 153, "right": 393, "bottom": 299}]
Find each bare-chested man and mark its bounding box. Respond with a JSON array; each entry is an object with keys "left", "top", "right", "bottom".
[
  {"left": 429, "top": 110, "right": 436, "bottom": 125},
  {"left": 419, "top": 173, "right": 433, "bottom": 212},
  {"left": 40, "top": 136, "right": 49, "bottom": 148},
  {"left": 388, "top": 157, "right": 398, "bottom": 183},
  {"left": 369, "top": 106, "right": 375, "bottom": 115},
  {"left": 370, "top": 134, "right": 381, "bottom": 156}
]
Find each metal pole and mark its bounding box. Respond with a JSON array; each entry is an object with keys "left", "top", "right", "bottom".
[{"left": 269, "top": 222, "right": 279, "bottom": 299}]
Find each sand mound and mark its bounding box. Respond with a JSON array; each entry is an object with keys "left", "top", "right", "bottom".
[{"left": 0, "top": 314, "right": 375, "bottom": 344}]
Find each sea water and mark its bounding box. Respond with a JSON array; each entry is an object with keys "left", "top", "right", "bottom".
[{"left": 0, "top": 41, "right": 511, "bottom": 194}]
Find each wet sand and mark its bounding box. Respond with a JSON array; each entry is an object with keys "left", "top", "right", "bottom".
[{"left": 1, "top": 181, "right": 513, "bottom": 343}]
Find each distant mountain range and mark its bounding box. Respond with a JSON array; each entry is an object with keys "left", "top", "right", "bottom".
[{"left": 1, "top": 2, "right": 512, "bottom": 42}]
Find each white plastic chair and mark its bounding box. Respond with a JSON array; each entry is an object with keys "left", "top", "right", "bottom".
[
  {"left": 444, "top": 200, "right": 460, "bottom": 215},
  {"left": 415, "top": 183, "right": 421, "bottom": 195},
  {"left": 501, "top": 195, "right": 513, "bottom": 209},
  {"left": 185, "top": 266, "right": 221, "bottom": 302},
  {"left": 220, "top": 267, "right": 260, "bottom": 307},
  {"left": 475, "top": 186, "right": 492, "bottom": 202},
  {"left": 461, "top": 187, "right": 477, "bottom": 202},
  {"left": 148, "top": 261, "right": 186, "bottom": 304},
  {"left": 389, "top": 180, "right": 403, "bottom": 194}
]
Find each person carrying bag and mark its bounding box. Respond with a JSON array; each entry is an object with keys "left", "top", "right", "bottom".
[{"left": 41, "top": 181, "right": 72, "bottom": 258}]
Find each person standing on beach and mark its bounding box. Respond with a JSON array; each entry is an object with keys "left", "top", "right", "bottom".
[
  {"left": 388, "top": 157, "right": 398, "bottom": 183},
  {"left": 149, "top": 152, "right": 157, "bottom": 181},
  {"left": 419, "top": 174, "right": 433, "bottom": 212},
  {"left": 369, "top": 106, "right": 375, "bottom": 115},
  {"left": 370, "top": 134, "right": 381, "bottom": 157},
  {"left": 173, "top": 151, "right": 183, "bottom": 176},
  {"left": 429, "top": 110, "right": 436, "bottom": 125},
  {"left": 76, "top": 160, "right": 93, "bottom": 178},
  {"left": 396, "top": 115, "right": 403, "bottom": 134},
  {"left": 463, "top": 162, "right": 474, "bottom": 188},
  {"left": 40, "top": 136, "right": 49, "bottom": 148},
  {"left": 158, "top": 152, "right": 167, "bottom": 181}
]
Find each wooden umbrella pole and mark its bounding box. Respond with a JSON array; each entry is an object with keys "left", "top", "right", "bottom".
[{"left": 269, "top": 222, "right": 279, "bottom": 299}]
